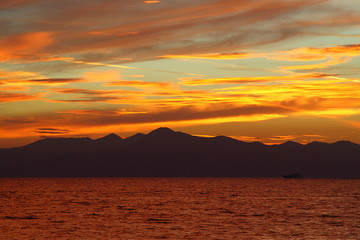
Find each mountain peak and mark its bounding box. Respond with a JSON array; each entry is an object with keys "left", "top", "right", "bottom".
[
  {"left": 95, "top": 133, "right": 122, "bottom": 143},
  {"left": 283, "top": 141, "right": 302, "bottom": 145},
  {"left": 148, "top": 127, "right": 175, "bottom": 136}
]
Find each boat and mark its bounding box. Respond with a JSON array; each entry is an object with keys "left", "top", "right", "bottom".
[{"left": 282, "top": 173, "right": 302, "bottom": 179}]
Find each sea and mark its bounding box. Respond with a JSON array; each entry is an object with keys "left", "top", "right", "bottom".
[{"left": 0, "top": 178, "right": 359, "bottom": 240}]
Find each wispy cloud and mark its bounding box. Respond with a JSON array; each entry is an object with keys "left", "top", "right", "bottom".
[
  {"left": 0, "top": 32, "right": 56, "bottom": 62},
  {"left": 28, "top": 78, "right": 83, "bottom": 85},
  {"left": 143, "top": 0, "right": 160, "bottom": 4},
  {"left": 106, "top": 80, "right": 175, "bottom": 89},
  {"left": 49, "top": 88, "right": 141, "bottom": 103},
  {"left": 181, "top": 73, "right": 333, "bottom": 86},
  {"left": 0, "top": 92, "right": 39, "bottom": 102},
  {"left": 3, "top": 0, "right": 355, "bottom": 65},
  {"left": 34, "top": 127, "right": 73, "bottom": 134},
  {"left": 161, "top": 52, "right": 263, "bottom": 60},
  {"left": 60, "top": 104, "right": 295, "bottom": 126}
]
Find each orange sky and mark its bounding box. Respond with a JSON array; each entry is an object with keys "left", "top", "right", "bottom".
[{"left": 1, "top": 0, "right": 360, "bottom": 147}]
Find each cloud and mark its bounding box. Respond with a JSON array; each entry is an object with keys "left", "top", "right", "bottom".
[
  {"left": 58, "top": 109, "right": 147, "bottom": 116},
  {"left": 67, "top": 59, "right": 204, "bottom": 76},
  {"left": 57, "top": 110, "right": 121, "bottom": 116},
  {"left": 50, "top": 88, "right": 136, "bottom": 95},
  {"left": 270, "top": 44, "right": 360, "bottom": 61},
  {"left": 270, "top": 45, "right": 360, "bottom": 72},
  {"left": 280, "top": 96, "right": 325, "bottom": 110},
  {"left": 48, "top": 87, "right": 212, "bottom": 104},
  {"left": 0, "top": 69, "right": 40, "bottom": 80},
  {"left": 34, "top": 127, "right": 73, "bottom": 134},
  {"left": 281, "top": 58, "right": 350, "bottom": 71},
  {"left": 0, "top": 32, "right": 55, "bottom": 62},
  {"left": 143, "top": 1, "right": 160, "bottom": 4},
  {"left": 83, "top": 70, "right": 121, "bottom": 82},
  {"left": 2, "top": 0, "right": 353, "bottom": 65},
  {"left": 181, "top": 73, "right": 332, "bottom": 86},
  {"left": 0, "top": 0, "right": 43, "bottom": 10},
  {"left": 0, "top": 70, "right": 83, "bottom": 86},
  {"left": 27, "top": 78, "right": 83, "bottom": 85},
  {"left": 0, "top": 86, "right": 29, "bottom": 91},
  {"left": 0, "top": 92, "right": 39, "bottom": 102},
  {"left": 61, "top": 104, "right": 295, "bottom": 126},
  {"left": 49, "top": 88, "right": 141, "bottom": 103},
  {"left": 106, "top": 80, "right": 175, "bottom": 89},
  {"left": 161, "top": 52, "right": 263, "bottom": 60},
  {"left": 163, "top": 44, "right": 360, "bottom": 74}
]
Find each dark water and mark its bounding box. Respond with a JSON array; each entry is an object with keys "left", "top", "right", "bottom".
[{"left": 0, "top": 178, "right": 359, "bottom": 239}]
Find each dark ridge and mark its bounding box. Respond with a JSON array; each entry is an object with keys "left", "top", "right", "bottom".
[
  {"left": 279, "top": 141, "right": 303, "bottom": 147},
  {"left": 125, "top": 133, "right": 146, "bottom": 142},
  {"left": 332, "top": 140, "right": 360, "bottom": 147},
  {"left": 0, "top": 127, "right": 359, "bottom": 178},
  {"left": 25, "top": 137, "right": 93, "bottom": 148},
  {"left": 213, "top": 135, "right": 239, "bottom": 142},
  {"left": 306, "top": 141, "right": 329, "bottom": 146},
  {"left": 249, "top": 141, "right": 266, "bottom": 146},
  {"left": 147, "top": 127, "right": 176, "bottom": 136},
  {"left": 95, "top": 133, "right": 123, "bottom": 143}
]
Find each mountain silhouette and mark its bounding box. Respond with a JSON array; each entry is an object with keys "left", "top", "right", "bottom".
[
  {"left": 95, "top": 133, "right": 123, "bottom": 145},
  {"left": 0, "top": 127, "right": 359, "bottom": 178}
]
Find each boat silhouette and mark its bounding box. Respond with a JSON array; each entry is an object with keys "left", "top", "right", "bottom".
[{"left": 283, "top": 173, "right": 302, "bottom": 179}]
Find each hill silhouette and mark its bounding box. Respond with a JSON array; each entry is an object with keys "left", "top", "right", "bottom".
[{"left": 0, "top": 127, "right": 359, "bottom": 178}]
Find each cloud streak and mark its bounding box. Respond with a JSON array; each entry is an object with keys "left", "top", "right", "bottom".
[
  {"left": 0, "top": 92, "right": 39, "bottom": 102},
  {"left": 2, "top": 0, "right": 356, "bottom": 64}
]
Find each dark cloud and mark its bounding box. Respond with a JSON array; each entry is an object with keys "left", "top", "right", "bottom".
[
  {"left": 28, "top": 78, "right": 83, "bottom": 84},
  {"left": 34, "top": 127, "right": 73, "bottom": 134}
]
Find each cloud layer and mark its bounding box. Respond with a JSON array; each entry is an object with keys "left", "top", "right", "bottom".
[{"left": 0, "top": 0, "right": 360, "bottom": 147}]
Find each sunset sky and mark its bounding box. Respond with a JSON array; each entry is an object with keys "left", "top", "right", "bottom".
[{"left": 1, "top": 0, "right": 360, "bottom": 147}]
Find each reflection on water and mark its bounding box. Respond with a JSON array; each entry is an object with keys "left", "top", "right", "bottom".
[{"left": 0, "top": 178, "right": 359, "bottom": 239}]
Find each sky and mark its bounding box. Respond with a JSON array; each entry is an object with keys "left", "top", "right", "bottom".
[{"left": 1, "top": 0, "right": 360, "bottom": 147}]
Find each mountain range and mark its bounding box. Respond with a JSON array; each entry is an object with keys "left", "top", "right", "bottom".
[{"left": 0, "top": 127, "right": 359, "bottom": 178}]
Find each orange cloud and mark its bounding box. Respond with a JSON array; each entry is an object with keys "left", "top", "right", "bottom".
[
  {"left": 0, "top": 69, "right": 40, "bottom": 80},
  {"left": 49, "top": 88, "right": 141, "bottom": 103},
  {"left": 181, "top": 73, "right": 332, "bottom": 86},
  {"left": 57, "top": 104, "right": 294, "bottom": 127},
  {"left": 58, "top": 109, "right": 148, "bottom": 116},
  {"left": 269, "top": 45, "right": 360, "bottom": 61},
  {"left": 0, "top": 86, "right": 29, "bottom": 91},
  {"left": 0, "top": 32, "right": 54, "bottom": 62},
  {"left": 280, "top": 57, "right": 350, "bottom": 71},
  {"left": 0, "top": 92, "right": 39, "bottom": 102},
  {"left": 84, "top": 71, "right": 121, "bottom": 82},
  {"left": 58, "top": 110, "right": 120, "bottom": 116},
  {"left": 12, "top": 0, "right": 350, "bottom": 66},
  {"left": 143, "top": 1, "right": 160, "bottom": 4},
  {"left": 161, "top": 52, "right": 263, "bottom": 60},
  {"left": 0, "top": 70, "right": 83, "bottom": 86},
  {"left": 106, "top": 80, "right": 174, "bottom": 89},
  {"left": 50, "top": 88, "right": 139, "bottom": 95}
]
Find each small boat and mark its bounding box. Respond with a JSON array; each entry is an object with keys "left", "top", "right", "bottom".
[{"left": 283, "top": 173, "right": 302, "bottom": 179}]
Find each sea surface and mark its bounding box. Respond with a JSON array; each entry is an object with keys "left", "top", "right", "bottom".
[{"left": 0, "top": 178, "right": 359, "bottom": 239}]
